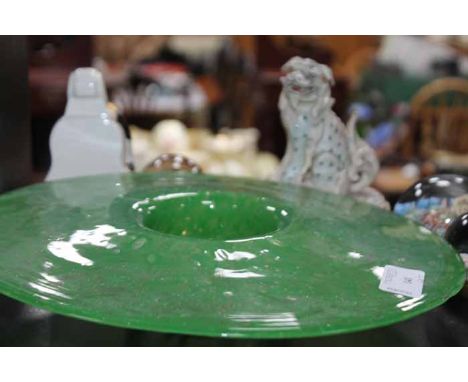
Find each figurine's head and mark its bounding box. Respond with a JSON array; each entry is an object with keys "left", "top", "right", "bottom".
[
  {"left": 280, "top": 57, "right": 335, "bottom": 112},
  {"left": 65, "top": 68, "right": 108, "bottom": 116},
  {"left": 68, "top": 68, "right": 107, "bottom": 100}
]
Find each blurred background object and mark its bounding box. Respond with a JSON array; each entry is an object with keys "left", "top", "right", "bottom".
[
  {"left": 131, "top": 119, "right": 278, "bottom": 178},
  {"left": 410, "top": 77, "right": 468, "bottom": 173}
]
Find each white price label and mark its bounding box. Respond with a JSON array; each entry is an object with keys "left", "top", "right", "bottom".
[{"left": 379, "top": 265, "right": 425, "bottom": 298}]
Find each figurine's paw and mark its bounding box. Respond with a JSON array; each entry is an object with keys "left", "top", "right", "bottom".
[{"left": 352, "top": 187, "right": 390, "bottom": 210}]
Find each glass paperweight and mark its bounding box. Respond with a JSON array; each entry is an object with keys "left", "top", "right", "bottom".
[
  {"left": 144, "top": 153, "right": 202, "bottom": 174},
  {"left": 394, "top": 174, "right": 468, "bottom": 236},
  {"left": 445, "top": 213, "right": 468, "bottom": 268}
]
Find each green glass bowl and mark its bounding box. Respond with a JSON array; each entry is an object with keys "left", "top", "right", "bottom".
[{"left": 0, "top": 173, "right": 465, "bottom": 339}]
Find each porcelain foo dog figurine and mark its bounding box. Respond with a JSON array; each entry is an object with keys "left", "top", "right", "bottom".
[{"left": 275, "top": 57, "right": 389, "bottom": 209}]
